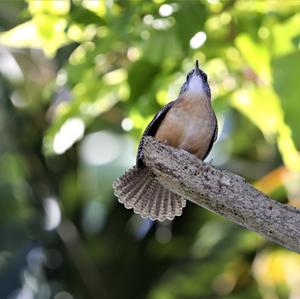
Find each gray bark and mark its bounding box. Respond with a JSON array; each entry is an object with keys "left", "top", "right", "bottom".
[{"left": 142, "top": 136, "right": 300, "bottom": 253}]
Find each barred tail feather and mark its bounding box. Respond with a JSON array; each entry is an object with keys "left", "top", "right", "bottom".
[{"left": 113, "top": 166, "right": 186, "bottom": 221}]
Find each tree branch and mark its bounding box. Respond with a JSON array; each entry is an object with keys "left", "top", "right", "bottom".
[{"left": 142, "top": 136, "right": 300, "bottom": 253}]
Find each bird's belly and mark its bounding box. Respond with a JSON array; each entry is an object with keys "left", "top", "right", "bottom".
[{"left": 155, "top": 96, "right": 216, "bottom": 159}]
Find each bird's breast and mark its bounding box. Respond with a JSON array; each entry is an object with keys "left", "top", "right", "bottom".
[{"left": 155, "top": 93, "right": 216, "bottom": 159}]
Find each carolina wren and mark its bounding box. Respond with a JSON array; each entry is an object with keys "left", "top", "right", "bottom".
[{"left": 113, "top": 61, "right": 218, "bottom": 221}]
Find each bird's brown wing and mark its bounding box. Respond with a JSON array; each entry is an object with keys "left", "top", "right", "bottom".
[
  {"left": 202, "top": 114, "right": 218, "bottom": 160},
  {"left": 136, "top": 101, "right": 175, "bottom": 168}
]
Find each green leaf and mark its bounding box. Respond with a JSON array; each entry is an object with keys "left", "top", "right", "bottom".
[
  {"left": 143, "top": 30, "right": 184, "bottom": 64},
  {"left": 69, "top": 5, "right": 106, "bottom": 25},
  {"left": 128, "top": 60, "right": 160, "bottom": 104},
  {"left": 174, "top": 1, "right": 207, "bottom": 50},
  {"left": 235, "top": 34, "right": 271, "bottom": 83},
  {"left": 27, "top": 0, "right": 70, "bottom": 16},
  {"left": 273, "top": 51, "right": 300, "bottom": 148},
  {"left": 232, "top": 86, "right": 300, "bottom": 171},
  {"left": 0, "top": 16, "right": 68, "bottom": 57}
]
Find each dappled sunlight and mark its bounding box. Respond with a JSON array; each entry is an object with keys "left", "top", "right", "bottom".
[
  {"left": 121, "top": 117, "right": 134, "bottom": 132},
  {"left": 102, "top": 68, "right": 127, "bottom": 85},
  {"left": 159, "top": 4, "right": 177, "bottom": 17},
  {"left": 43, "top": 197, "right": 61, "bottom": 231},
  {"left": 0, "top": 16, "right": 69, "bottom": 57},
  {"left": 80, "top": 131, "right": 121, "bottom": 166},
  {"left": 189, "top": 31, "right": 207, "bottom": 49},
  {"left": 53, "top": 117, "right": 85, "bottom": 154},
  {"left": 126, "top": 47, "right": 141, "bottom": 62},
  {"left": 253, "top": 250, "right": 300, "bottom": 299},
  {"left": 0, "top": 49, "right": 23, "bottom": 82},
  {"left": 27, "top": 0, "right": 70, "bottom": 15},
  {"left": 81, "top": 0, "right": 108, "bottom": 17},
  {"left": 69, "top": 42, "right": 95, "bottom": 65}
]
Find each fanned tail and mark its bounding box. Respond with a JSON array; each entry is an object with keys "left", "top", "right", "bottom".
[{"left": 113, "top": 166, "right": 186, "bottom": 221}]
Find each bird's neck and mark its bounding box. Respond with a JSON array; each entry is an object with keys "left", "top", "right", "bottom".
[{"left": 183, "top": 90, "right": 211, "bottom": 103}]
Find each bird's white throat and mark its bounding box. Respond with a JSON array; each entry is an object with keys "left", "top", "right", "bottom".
[{"left": 188, "top": 75, "right": 205, "bottom": 95}]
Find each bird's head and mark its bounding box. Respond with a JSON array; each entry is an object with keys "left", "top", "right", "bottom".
[{"left": 180, "top": 60, "right": 211, "bottom": 99}]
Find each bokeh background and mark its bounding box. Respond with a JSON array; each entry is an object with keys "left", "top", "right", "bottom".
[{"left": 1, "top": 1, "right": 300, "bottom": 298}]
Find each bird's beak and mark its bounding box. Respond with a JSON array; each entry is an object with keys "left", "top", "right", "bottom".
[{"left": 194, "top": 60, "right": 201, "bottom": 76}]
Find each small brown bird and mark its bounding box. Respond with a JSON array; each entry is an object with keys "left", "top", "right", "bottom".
[{"left": 113, "top": 61, "right": 218, "bottom": 221}]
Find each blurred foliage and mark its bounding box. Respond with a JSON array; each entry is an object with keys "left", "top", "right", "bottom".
[{"left": 0, "top": 1, "right": 300, "bottom": 299}]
